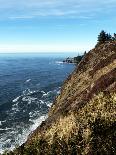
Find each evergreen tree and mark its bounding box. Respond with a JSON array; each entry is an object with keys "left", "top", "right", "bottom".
[
  {"left": 97, "top": 30, "right": 107, "bottom": 44},
  {"left": 114, "top": 33, "right": 116, "bottom": 39},
  {"left": 84, "top": 51, "right": 87, "bottom": 55},
  {"left": 112, "top": 33, "right": 116, "bottom": 41},
  {"left": 97, "top": 30, "right": 114, "bottom": 44},
  {"left": 106, "top": 33, "right": 112, "bottom": 41}
]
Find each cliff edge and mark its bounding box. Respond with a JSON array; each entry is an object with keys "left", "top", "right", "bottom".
[{"left": 6, "top": 41, "right": 116, "bottom": 155}]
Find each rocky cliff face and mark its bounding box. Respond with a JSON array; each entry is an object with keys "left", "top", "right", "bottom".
[{"left": 7, "top": 41, "right": 116, "bottom": 155}]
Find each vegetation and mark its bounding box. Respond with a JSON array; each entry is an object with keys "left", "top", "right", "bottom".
[
  {"left": 63, "top": 55, "right": 83, "bottom": 64},
  {"left": 97, "top": 30, "right": 116, "bottom": 44},
  {"left": 2, "top": 32, "right": 116, "bottom": 155},
  {"left": 4, "top": 92, "right": 115, "bottom": 155}
]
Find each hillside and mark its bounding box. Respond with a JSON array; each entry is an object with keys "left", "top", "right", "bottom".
[{"left": 4, "top": 41, "right": 116, "bottom": 155}]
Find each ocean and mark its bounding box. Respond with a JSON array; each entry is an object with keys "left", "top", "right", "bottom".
[{"left": 0, "top": 53, "right": 75, "bottom": 153}]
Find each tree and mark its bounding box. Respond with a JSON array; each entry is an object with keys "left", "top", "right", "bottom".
[
  {"left": 106, "top": 33, "right": 112, "bottom": 41},
  {"left": 114, "top": 33, "right": 116, "bottom": 40},
  {"left": 84, "top": 51, "right": 87, "bottom": 56},
  {"left": 112, "top": 33, "right": 116, "bottom": 41},
  {"left": 97, "top": 30, "right": 107, "bottom": 44},
  {"left": 97, "top": 30, "right": 115, "bottom": 45}
]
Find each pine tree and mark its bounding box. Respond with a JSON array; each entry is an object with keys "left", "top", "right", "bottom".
[
  {"left": 97, "top": 30, "right": 107, "bottom": 44},
  {"left": 106, "top": 33, "right": 112, "bottom": 41},
  {"left": 112, "top": 33, "right": 116, "bottom": 40},
  {"left": 96, "top": 31, "right": 115, "bottom": 47},
  {"left": 114, "top": 33, "right": 116, "bottom": 39}
]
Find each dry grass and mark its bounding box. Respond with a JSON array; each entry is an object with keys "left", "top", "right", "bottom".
[
  {"left": 45, "top": 113, "right": 77, "bottom": 143},
  {"left": 77, "top": 92, "right": 116, "bottom": 124},
  {"left": 44, "top": 92, "right": 116, "bottom": 154},
  {"left": 6, "top": 85, "right": 116, "bottom": 155},
  {"left": 49, "top": 49, "right": 116, "bottom": 116},
  {"left": 6, "top": 42, "right": 116, "bottom": 155}
]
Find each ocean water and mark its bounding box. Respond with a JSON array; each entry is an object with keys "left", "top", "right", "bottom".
[{"left": 0, "top": 53, "right": 75, "bottom": 153}]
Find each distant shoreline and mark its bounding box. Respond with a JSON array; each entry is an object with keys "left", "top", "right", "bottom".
[{"left": 63, "top": 55, "right": 84, "bottom": 64}]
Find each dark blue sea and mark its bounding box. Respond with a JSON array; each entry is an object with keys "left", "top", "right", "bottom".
[{"left": 0, "top": 53, "right": 75, "bottom": 153}]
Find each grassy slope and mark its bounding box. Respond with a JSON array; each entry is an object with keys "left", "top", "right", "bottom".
[{"left": 4, "top": 41, "right": 116, "bottom": 155}]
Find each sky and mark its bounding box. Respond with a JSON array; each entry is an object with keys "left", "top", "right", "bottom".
[{"left": 0, "top": 0, "right": 116, "bottom": 53}]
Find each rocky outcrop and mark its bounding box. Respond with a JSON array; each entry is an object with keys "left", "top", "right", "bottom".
[
  {"left": 7, "top": 41, "right": 116, "bottom": 155},
  {"left": 63, "top": 55, "right": 83, "bottom": 64}
]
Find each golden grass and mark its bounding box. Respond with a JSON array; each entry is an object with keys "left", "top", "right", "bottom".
[
  {"left": 93, "top": 59, "right": 116, "bottom": 81},
  {"left": 7, "top": 93, "right": 115, "bottom": 155},
  {"left": 50, "top": 55, "right": 116, "bottom": 116},
  {"left": 45, "top": 113, "right": 78, "bottom": 143},
  {"left": 45, "top": 92, "right": 116, "bottom": 154}
]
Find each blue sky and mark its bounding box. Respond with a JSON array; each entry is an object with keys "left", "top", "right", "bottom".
[{"left": 0, "top": 0, "right": 116, "bottom": 53}]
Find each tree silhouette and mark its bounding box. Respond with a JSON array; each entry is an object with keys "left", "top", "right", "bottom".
[{"left": 97, "top": 30, "right": 107, "bottom": 44}]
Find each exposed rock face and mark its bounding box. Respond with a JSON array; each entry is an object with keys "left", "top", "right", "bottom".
[{"left": 8, "top": 41, "right": 116, "bottom": 155}]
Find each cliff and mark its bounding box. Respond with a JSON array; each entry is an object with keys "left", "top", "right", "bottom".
[{"left": 6, "top": 41, "right": 116, "bottom": 155}]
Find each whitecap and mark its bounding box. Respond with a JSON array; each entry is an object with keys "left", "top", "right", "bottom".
[
  {"left": 0, "top": 127, "right": 12, "bottom": 131},
  {"left": 22, "top": 96, "right": 32, "bottom": 105},
  {"left": 57, "top": 90, "right": 61, "bottom": 95},
  {"left": 47, "top": 102, "right": 53, "bottom": 108},
  {"left": 12, "top": 102, "right": 19, "bottom": 111},
  {"left": 39, "top": 100, "right": 44, "bottom": 104},
  {"left": 0, "top": 86, "right": 61, "bottom": 154},
  {"left": 0, "top": 115, "right": 47, "bottom": 154},
  {"left": 12, "top": 96, "right": 21, "bottom": 103},
  {"left": 30, "top": 115, "right": 47, "bottom": 131},
  {"left": 23, "top": 89, "right": 31, "bottom": 95},
  {"left": 25, "top": 79, "right": 31, "bottom": 83},
  {"left": 42, "top": 93, "right": 48, "bottom": 97},
  {"left": 12, "top": 107, "right": 19, "bottom": 112},
  {"left": 26, "top": 89, "right": 40, "bottom": 96},
  {"left": 55, "top": 61, "right": 63, "bottom": 64},
  {"left": 22, "top": 96, "right": 37, "bottom": 105},
  {"left": 29, "top": 112, "right": 33, "bottom": 117},
  {"left": 41, "top": 90, "right": 46, "bottom": 94},
  {"left": 42, "top": 91, "right": 51, "bottom": 97}
]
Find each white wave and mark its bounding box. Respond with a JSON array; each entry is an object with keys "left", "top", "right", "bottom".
[
  {"left": 23, "top": 88, "right": 31, "bottom": 95},
  {"left": 0, "top": 87, "right": 61, "bottom": 154},
  {"left": 29, "top": 112, "right": 33, "bottom": 117},
  {"left": 57, "top": 90, "right": 60, "bottom": 95},
  {"left": 1, "top": 120, "right": 6, "bottom": 123},
  {"left": 0, "top": 127, "right": 12, "bottom": 131},
  {"left": 27, "top": 90, "right": 37, "bottom": 95},
  {"left": 12, "top": 107, "right": 19, "bottom": 112},
  {"left": 55, "top": 61, "right": 63, "bottom": 64},
  {"left": 47, "top": 102, "right": 53, "bottom": 108},
  {"left": 39, "top": 100, "right": 44, "bottom": 104},
  {"left": 30, "top": 115, "right": 47, "bottom": 131},
  {"left": 12, "top": 102, "right": 19, "bottom": 112},
  {"left": 25, "top": 79, "right": 31, "bottom": 83},
  {"left": 0, "top": 115, "right": 47, "bottom": 154},
  {"left": 22, "top": 96, "right": 37, "bottom": 105},
  {"left": 41, "top": 90, "right": 46, "bottom": 94},
  {"left": 22, "top": 96, "right": 32, "bottom": 105},
  {"left": 0, "top": 121, "right": 2, "bottom": 126},
  {"left": 42, "top": 92, "right": 48, "bottom": 97},
  {"left": 29, "top": 113, "right": 36, "bottom": 119},
  {"left": 12, "top": 96, "right": 21, "bottom": 103},
  {"left": 42, "top": 91, "right": 52, "bottom": 97},
  {"left": 23, "top": 89, "right": 40, "bottom": 96}
]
